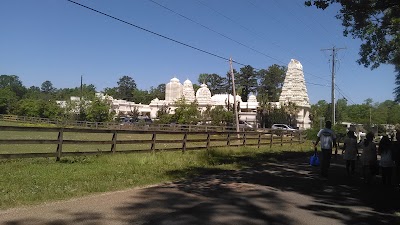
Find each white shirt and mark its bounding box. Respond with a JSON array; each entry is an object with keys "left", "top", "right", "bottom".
[{"left": 317, "top": 128, "right": 336, "bottom": 149}]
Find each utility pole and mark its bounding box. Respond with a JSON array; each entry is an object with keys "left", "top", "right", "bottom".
[
  {"left": 229, "top": 57, "right": 240, "bottom": 136},
  {"left": 80, "top": 75, "right": 83, "bottom": 101},
  {"left": 321, "top": 46, "right": 346, "bottom": 125}
]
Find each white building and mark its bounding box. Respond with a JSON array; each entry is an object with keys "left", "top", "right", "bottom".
[{"left": 58, "top": 59, "right": 312, "bottom": 129}]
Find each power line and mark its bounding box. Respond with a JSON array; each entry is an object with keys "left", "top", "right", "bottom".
[
  {"left": 148, "top": 0, "right": 283, "bottom": 64},
  {"left": 195, "top": 0, "right": 307, "bottom": 65},
  {"left": 67, "top": 0, "right": 332, "bottom": 86},
  {"left": 66, "top": 0, "right": 249, "bottom": 67},
  {"left": 335, "top": 84, "right": 356, "bottom": 104}
]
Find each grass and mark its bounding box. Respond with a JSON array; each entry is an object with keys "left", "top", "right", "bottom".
[{"left": 0, "top": 142, "right": 312, "bottom": 210}]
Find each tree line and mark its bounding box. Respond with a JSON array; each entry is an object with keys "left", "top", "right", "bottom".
[{"left": 1, "top": 60, "right": 400, "bottom": 130}]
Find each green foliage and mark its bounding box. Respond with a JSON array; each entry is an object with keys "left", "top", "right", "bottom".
[
  {"left": 257, "top": 64, "right": 286, "bottom": 102},
  {"left": 172, "top": 98, "right": 200, "bottom": 124},
  {"left": 55, "top": 84, "right": 97, "bottom": 101},
  {"left": 158, "top": 113, "right": 174, "bottom": 124},
  {"left": 306, "top": 0, "right": 400, "bottom": 101},
  {"left": 209, "top": 105, "right": 234, "bottom": 125},
  {"left": 117, "top": 75, "right": 137, "bottom": 101},
  {"left": 40, "top": 80, "right": 55, "bottom": 94},
  {"left": 0, "top": 87, "right": 17, "bottom": 114},
  {"left": 85, "top": 98, "right": 113, "bottom": 122},
  {"left": 305, "top": 127, "right": 319, "bottom": 140},
  {"left": 14, "top": 99, "right": 64, "bottom": 120},
  {"left": 0, "top": 75, "right": 26, "bottom": 98},
  {"left": 236, "top": 65, "right": 257, "bottom": 102},
  {"left": 197, "top": 73, "right": 227, "bottom": 94}
]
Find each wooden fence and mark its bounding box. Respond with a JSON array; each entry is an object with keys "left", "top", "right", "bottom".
[
  {"left": 0, "top": 126, "right": 305, "bottom": 161},
  {"left": 0, "top": 114, "right": 252, "bottom": 132}
]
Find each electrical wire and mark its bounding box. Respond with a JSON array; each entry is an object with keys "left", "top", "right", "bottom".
[
  {"left": 148, "top": 0, "right": 284, "bottom": 64},
  {"left": 66, "top": 0, "right": 248, "bottom": 67},
  {"left": 67, "top": 0, "right": 333, "bottom": 85}
]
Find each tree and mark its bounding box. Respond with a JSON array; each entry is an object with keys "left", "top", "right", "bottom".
[
  {"left": 236, "top": 65, "right": 258, "bottom": 102},
  {"left": 117, "top": 76, "right": 136, "bottom": 101},
  {"left": 197, "top": 73, "right": 227, "bottom": 94},
  {"left": 257, "top": 64, "right": 286, "bottom": 102},
  {"left": 149, "top": 84, "right": 165, "bottom": 100},
  {"left": 305, "top": 1, "right": 400, "bottom": 101},
  {"left": 310, "top": 100, "right": 330, "bottom": 128},
  {"left": 103, "top": 87, "right": 119, "bottom": 99},
  {"left": 15, "top": 99, "right": 42, "bottom": 117},
  {"left": 335, "top": 98, "right": 348, "bottom": 123},
  {"left": 0, "top": 75, "right": 26, "bottom": 99},
  {"left": 86, "top": 98, "right": 113, "bottom": 122},
  {"left": 172, "top": 98, "right": 200, "bottom": 124},
  {"left": 41, "top": 80, "right": 55, "bottom": 94},
  {"left": 209, "top": 105, "right": 234, "bottom": 126},
  {"left": 25, "top": 86, "right": 41, "bottom": 99},
  {"left": 55, "top": 84, "right": 97, "bottom": 101},
  {"left": 0, "top": 87, "right": 17, "bottom": 114},
  {"left": 395, "top": 66, "right": 400, "bottom": 102},
  {"left": 282, "top": 102, "right": 300, "bottom": 127}
]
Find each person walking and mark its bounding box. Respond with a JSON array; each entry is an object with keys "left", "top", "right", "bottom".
[
  {"left": 361, "top": 132, "right": 378, "bottom": 184},
  {"left": 378, "top": 135, "right": 394, "bottom": 185},
  {"left": 391, "top": 131, "right": 400, "bottom": 190},
  {"left": 343, "top": 130, "right": 358, "bottom": 175},
  {"left": 314, "top": 121, "right": 337, "bottom": 178}
]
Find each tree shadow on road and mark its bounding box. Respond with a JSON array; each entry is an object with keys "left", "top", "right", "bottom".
[
  {"left": 2, "top": 150, "right": 399, "bottom": 225},
  {"left": 113, "top": 150, "right": 400, "bottom": 224}
]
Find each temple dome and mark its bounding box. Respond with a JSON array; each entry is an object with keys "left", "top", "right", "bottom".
[
  {"left": 166, "top": 77, "right": 183, "bottom": 102},
  {"left": 196, "top": 83, "right": 211, "bottom": 105},
  {"left": 248, "top": 94, "right": 257, "bottom": 102},
  {"left": 288, "top": 59, "right": 303, "bottom": 70},
  {"left": 182, "top": 79, "right": 195, "bottom": 102},
  {"left": 170, "top": 77, "right": 180, "bottom": 83}
]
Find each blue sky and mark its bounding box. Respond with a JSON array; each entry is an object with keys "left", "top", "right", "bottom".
[{"left": 0, "top": 0, "right": 396, "bottom": 105}]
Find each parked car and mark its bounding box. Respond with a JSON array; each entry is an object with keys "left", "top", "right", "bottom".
[
  {"left": 239, "top": 120, "right": 254, "bottom": 130},
  {"left": 226, "top": 121, "right": 254, "bottom": 131},
  {"left": 271, "top": 124, "right": 296, "bottom": 131}
]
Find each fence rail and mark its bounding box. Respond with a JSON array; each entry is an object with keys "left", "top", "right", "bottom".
[
  {"left": 0, "top": 125, "right": 305, "bottom": 160},
  {"left": 0, "top": 114, "right": 263, "bottom": 132}
]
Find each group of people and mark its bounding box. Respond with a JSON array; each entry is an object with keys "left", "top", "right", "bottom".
[{"left": 314, "top": 121, "right": 400, "bottom": 188}]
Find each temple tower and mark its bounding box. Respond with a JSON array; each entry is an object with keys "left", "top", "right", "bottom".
[
  {"left": 279, "top": 59, "right": 311, "bottom": 129},
  {"left": 165, "top": 77, "right": 183, "bottom": 103},
  {"left": 279, "top": 59, "right": 310, "bottom": 107},
  {"left": 182, "top": 79, "right": 195, "bottom": 103}
]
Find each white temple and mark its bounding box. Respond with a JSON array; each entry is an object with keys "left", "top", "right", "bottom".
[
  {"left": 58, "top": 59, "right": 312, "bottom": 129},
  {"left": 279, "top": 59, "right": 311, "bottom": 129}
]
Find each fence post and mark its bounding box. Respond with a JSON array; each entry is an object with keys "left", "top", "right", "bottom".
[
  {"left": 227, "top": 133, "right": 230, "bottom": 146},
  {"left": 299, "top": 131, "right": 302, "bottom": 143},
  {"left": 56, "top": 128, "right": 64, "bottom": 161},
  {"left": 206, "top": 133, "right": 211, "bottom": 151},
  {"left": 281, "top": 131, "right": 284, "bottom": 146},
  {"left": 182, "top": 132, "right": 187, "bottom": 153},
  {"left": 257, "top": 133, "right": 261, "bottom": 149},
  {"left": 151, "top": 132, "right": 156, "bottom": 152},
  {"left": 290, "top": 132, "right": 293, "bottom": 145},
  {"left": 111, "top": 130, "right": 117, "bottom": 153},
  {"left": 270, "top": 132, "right": 273, "bottom": 148},
  {"left": 243, "top": 133, "right": 246, "bottom": 147}
]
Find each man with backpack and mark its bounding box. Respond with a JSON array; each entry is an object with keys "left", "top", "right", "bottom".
[{"left": 314, "top": 121, "right": 338, "bottom": 178}]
